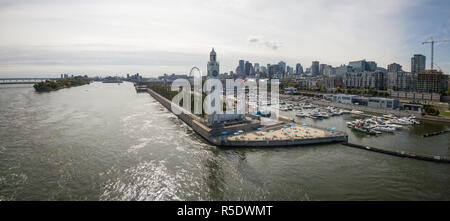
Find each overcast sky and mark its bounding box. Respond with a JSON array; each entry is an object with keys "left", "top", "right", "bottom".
[{"left": 0, "top": 0, "right": 449, "bottom": 77}]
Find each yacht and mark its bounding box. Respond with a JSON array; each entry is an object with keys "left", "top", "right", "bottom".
[
  {"left": 296, "top": 112, "right": 307, "bottom": 118},
  {"left": 374, "top": 125, "right": 395, "bottom": 133},
  {"left": 350, "top": 110, "right": 363, "bottom": 114}
]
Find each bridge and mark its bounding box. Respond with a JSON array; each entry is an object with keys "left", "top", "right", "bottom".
[{"left": 0, "top": 78, "right": 58, "bottom": 85}]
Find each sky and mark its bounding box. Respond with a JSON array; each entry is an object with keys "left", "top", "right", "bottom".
[{"left": 0, "top": 0, "right": 449, "bottom": 78}]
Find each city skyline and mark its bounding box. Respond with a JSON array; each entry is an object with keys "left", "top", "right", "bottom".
[{"left": 0, "top": 0, "right": 449, "bottom": 77}]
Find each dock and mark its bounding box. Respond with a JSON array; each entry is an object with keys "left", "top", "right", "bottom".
[
  {"left": 134, "top": 84, "right": 148, "bottom": 93},
  {"left": 147, "top": 88, "right": 348, "bottom": 147},
  {"left": 423, "top": 129, "right": 450, "bottom": 138},
  {"left": 342, "top": 142, "right": 450, "bottom": 163}
]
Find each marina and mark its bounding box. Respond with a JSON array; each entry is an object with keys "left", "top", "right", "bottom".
[
  {"left": 147, "top": 87, "right": 348, "bottom": 148},
  {"left": 146, "top": 85, "right": 449, "bottom": 163}
]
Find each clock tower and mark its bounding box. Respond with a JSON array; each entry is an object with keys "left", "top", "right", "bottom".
[{"left": 207, "top": 48, "right": 220, "bottom": 78}]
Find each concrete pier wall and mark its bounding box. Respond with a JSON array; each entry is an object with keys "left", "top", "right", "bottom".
[{"left": 220, "top": 136, "right": 348, "bottom": 147}]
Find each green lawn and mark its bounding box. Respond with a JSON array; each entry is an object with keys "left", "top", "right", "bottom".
[{"left": 440, "top": 111, "right": 450, "bottom": 117}]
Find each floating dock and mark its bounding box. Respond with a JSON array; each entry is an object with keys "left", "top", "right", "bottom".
[
  {"left": 342, "top": 142, "right": 450, "bottom": 163},
  {"left": 147, "top": 89, "right": 348, "bottom": 147}
]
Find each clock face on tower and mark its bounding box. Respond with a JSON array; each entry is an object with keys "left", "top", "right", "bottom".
[{"left": 212, "top": 70, "right": 218, "bottom": 77}]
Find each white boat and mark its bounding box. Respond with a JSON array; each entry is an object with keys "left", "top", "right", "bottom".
[
  {"left": 374, "top": 126, "right": 395, "bottom": 133},
  {"left": 318, "top": 112, "right": 329, "bottom": 118},
  {"left": 350, "top": 110, "right": 363, "bottom": 114},
  {"left": 383, "top": 114, "right": 396, "bottom": 119},
  {"left": 303, "top": 104, "right": 315, "bottom": 109},
  {"left": 340, "top": 109, "right": 351, "bottom": 114},
  {"left": 387, "top": 124, "right": 402, "bottom": 129},
  {"left": 389, "top": 118, "right": 413, "bottom": 125},
  {"left": 296, "top": 112, "right": 307, "bottom": 118}
]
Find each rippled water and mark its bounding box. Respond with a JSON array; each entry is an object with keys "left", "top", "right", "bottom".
[{"left": 0, "top": 82, "right": 449, "bottom": 200}]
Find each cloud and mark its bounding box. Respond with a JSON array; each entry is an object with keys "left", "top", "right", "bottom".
[
  {"left": 0, "top": 0, "right": 448, "bottom": 76},
  {"left": 263, "top": 41, "right": 282, "bottom": 50},
  {"left": 248, "top": 36, "right": 282, "bottom": 50},
  {"left": 248, "top": 36, "right": 260, "bottom": 43}
]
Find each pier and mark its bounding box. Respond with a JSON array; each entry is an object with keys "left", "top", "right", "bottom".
[
  {"left": 423, "top": 129, "right": 450, "bottom": 138},
  {"left": 342, "top": 142, "right": 450, "bottom": 163},
  {"left": 147, "top": 88, "right": 348, "bottom": 148}
]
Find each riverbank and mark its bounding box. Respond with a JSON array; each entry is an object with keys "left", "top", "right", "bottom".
[{"left": 33, "top": 77, "right": 90, "bottom": 92}]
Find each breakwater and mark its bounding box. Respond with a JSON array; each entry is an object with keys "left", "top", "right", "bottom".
[
  {"left": 342, "top": 142, "right": 450, "bottom": 163},
  {"left": 423, "top": 129, "right": 450, "bottom": 138}
]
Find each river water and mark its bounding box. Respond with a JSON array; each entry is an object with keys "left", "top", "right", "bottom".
[{"left": 0, "top": 82, "right": 449, "bottom": 200}]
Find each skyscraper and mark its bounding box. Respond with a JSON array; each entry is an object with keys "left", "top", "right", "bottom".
[
  {"left": 411, "top": 54, "right": 426, "bottom": 75},
  {"left": 278, "top": 61, "right": 286, "bottom": 74},
  {"left": 319, "top": 64, "right": 327, "bottom": 75},
  {"left": 311, "top": 61, "right": 320, "bottom": 76},
  {"left": 295, "top": 63, "right": 303, "bottom": 74},
  {"left": 244, "top": 61, "right": 252, "bottom": 76},
  {"left": 237, "top": 60, "right": 245, "bottom": 76},
  {"left": 254, "top": 63, "right": 260, "bottom": 72}
]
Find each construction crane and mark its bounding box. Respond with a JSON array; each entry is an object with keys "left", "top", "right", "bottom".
[{"left": 422, "top": 38, "right": 450, "bottom": 70}]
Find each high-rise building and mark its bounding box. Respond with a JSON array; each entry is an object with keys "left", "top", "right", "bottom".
[
  {"left": 278, "top": 61, "right": 286, "bottom": 74},
  {"left": 244, "top": 61, "right": 252, "bottom": 76},
  {"left": 260, "top": 66, "right": 267, "bottom": 74},
  {"left": 286, "top": 66, "right": 294, "bottom": 74},
  {"left": 295, "top": 63, "right": 303, "bottom": 74},
  {"left": 319, "top": 64, "right": 327, "bottom": 75},
  {"left": 348, "top": 59, "right": 376, "bottom": 72},
  {"left": 335, "top": 65, "right": 352, "bottom": 77},
  {"left": 366, "top": 61, "right": 377, "bottom": 71},
  {"left": 254, "top": 63, "right": 260, "bottom": 72},
  {"left": 387, "top": 71, "right": 416, "bottom": 92},
  {"left": 344, "top": 71, "right": 387, "bottom": 90},
  {"left": 387, "top": 63, "right": 403, "bottom": 72},
  {"left": 311, "top": 61, "right": 320, "bottom": 76},
  {"left": 411, "top": 54, "right": 426, "bottom": 75},
  {"left": 237, "top": 60, "right": 245, "bottom": 76},
  {"left": 349, "top": 60, "right": 365, "bottom": 72},
  {"left": 207, "top": 48, "right": 220, "bottom": 78},
  {"left": 323, "top": 65, "right": 336, "bottom": 76},
  {"left": 417, "top": 70, "right": 448, "bottom": 93},
  {"left": 268, "top": 64, "right": 282, "bottom": 78}
]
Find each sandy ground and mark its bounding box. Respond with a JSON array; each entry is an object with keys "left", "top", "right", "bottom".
[{"left": 226, "top": 123, "right": 337, "bottom": 141}]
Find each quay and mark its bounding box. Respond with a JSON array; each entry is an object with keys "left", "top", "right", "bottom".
[
  {"left": 134, "top": 84, "right": 148, "bottom": 93},
  {"left": 146, "top": 88, "right": 348, "bottom": 147},
  {"left": 342, "top": 142, "right": 450, "bottom": 163}
]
